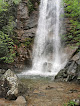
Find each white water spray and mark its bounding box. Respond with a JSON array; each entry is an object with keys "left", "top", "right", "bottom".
[{"left": 20, "top": 0, "right": 67, "bottom": 76}]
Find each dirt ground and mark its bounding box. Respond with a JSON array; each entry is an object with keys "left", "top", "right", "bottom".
[
  {"left": 0, "top": 78, "right": 80, "bottom": 106},
  {"left": 25, "top": 80, "right": 80, "bottom": 106}
]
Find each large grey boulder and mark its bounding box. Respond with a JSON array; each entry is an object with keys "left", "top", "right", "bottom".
[{"left": 0, "top": 69, "right": 19, "bottom": 99}]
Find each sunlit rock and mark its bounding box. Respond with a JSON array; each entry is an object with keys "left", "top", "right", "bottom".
[{"left": 1, "top": 69, "right": 19, "bottom": 99}]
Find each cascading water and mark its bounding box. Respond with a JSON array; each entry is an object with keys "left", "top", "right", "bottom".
[{"left": 20, "top": 0, "right": 67, "bottom": 76}]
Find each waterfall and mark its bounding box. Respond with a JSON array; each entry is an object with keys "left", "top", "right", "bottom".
[{"left": 21, "top": 0, "right": 67, "bottom": 76}]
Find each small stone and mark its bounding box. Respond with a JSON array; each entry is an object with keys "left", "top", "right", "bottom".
[
  {"left": 45, "top": 86, "right": 54, "bottom": 90},
  {"left": 69, "top": 89, "right": 78, "bottom": 93},
  {"left": 33, "top": 89, "right": 40, "bottom": 94},
  {"left": 15, "top": 96, "right": 27, "bottom": 104}
]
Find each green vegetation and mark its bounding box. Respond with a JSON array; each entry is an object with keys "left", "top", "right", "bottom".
[
  {"left": 0, "top": 31, "right": 16, "bottom": 63},
  {"left": 64, "top": 0, "right": 80, "bottom": 47},
  {"left": 27, "top": 0, "right": 40, "bottom": 14},
  {"left": 24, "top": 37, "right": 34, "bottom": 47},
  {"left": 0, "top": 0, "right": 21, "bottom": 63},
  {"left": 27, "top": 0, "right": 34, "bottom": 14},
  {"left": 64, "top": 101, "right": 76, "bottom": 106}
]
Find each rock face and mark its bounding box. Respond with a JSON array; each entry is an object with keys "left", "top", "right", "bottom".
[
  {"left": 55, "top": 51, "right": 80, "bottom": 82},
  {"left": 13, "top": 1, "right": 39, "bottom": 69},
  {"left": 0, "top": 69, "right": 19, "bottom": 100},
  {"left": 17, "top": 2, "right": 29, "bottom": 29}
]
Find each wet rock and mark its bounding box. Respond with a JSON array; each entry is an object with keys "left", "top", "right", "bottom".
[
  {"left": 54, "top": 61, "right": 73, "bottom": 81},
  {"left": 55, "top": 49, "right": 80, "bottom": 82},
  {"left": 66, "top": 61, "right": 78, "bottom": 81},
  {"left": 55, "top": 68, "right": 67, "bottom": 81},
  {"left": 67, "top": 61, "right": 77, "bottom": 74},
  {"left": 43, "top": 62, "right": 52, "bottom": 72},
  {"left": 55, "top": 60, "right": 79, "bottom": 82}
]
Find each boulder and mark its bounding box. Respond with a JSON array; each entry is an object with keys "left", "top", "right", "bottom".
[
  {"left": 67, "top": 61, "right": 78, "bottom": 80},
  {"left": 55, "top": 68, "right": 67, "bottom": 81},
  {"left": 55, "top": 50, "right": 80, "bottom": 82},
  {"left": 0, "top": 69, "right": 6, "bottom": 77},
  {"left": 55, "top": 60, "right": 79, "bottom": 82},
  {"left": 0, "top": 69, "right": 19, "bottom": 100},
  {"left": 0, "top": 79, "right": 10, "bottom": 98}
]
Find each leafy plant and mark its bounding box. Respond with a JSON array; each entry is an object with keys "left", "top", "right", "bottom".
[
  {"left": 63, "top": 0, "right": 80, "bottom": 47},
  {"left": 64, "top": 101, "right": 76, "bottom": 106},
  {"left": 27, "top": 0, "right": 34, "bottom": 14},
  {"left": 0, "top": 0, "right": 8, "bottom": 12},
  {"left": 0, "top": 31, "right": 16, "bottom": 63},
  {"left": 0, "top": 0, "right": 21, "bottom": 63}
]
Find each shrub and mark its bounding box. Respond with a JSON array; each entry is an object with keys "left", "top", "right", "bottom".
[
  {"left": 0, "top": 31, "right": 16, "bottom": 63},
  {"left": 64, "top": 0, "right": 80, "bottom": 47},
  {"left": 64, "top": 100, "right": 76, "bottom": 106}
]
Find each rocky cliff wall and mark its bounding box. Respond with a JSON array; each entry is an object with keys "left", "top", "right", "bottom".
[{"left": 13, "top": 0, "right": 39, "bottom": 70}]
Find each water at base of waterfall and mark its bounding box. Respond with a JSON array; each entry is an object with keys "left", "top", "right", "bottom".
[{"left": 18, "top": 0, "right": 67, "bottom": 77}]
